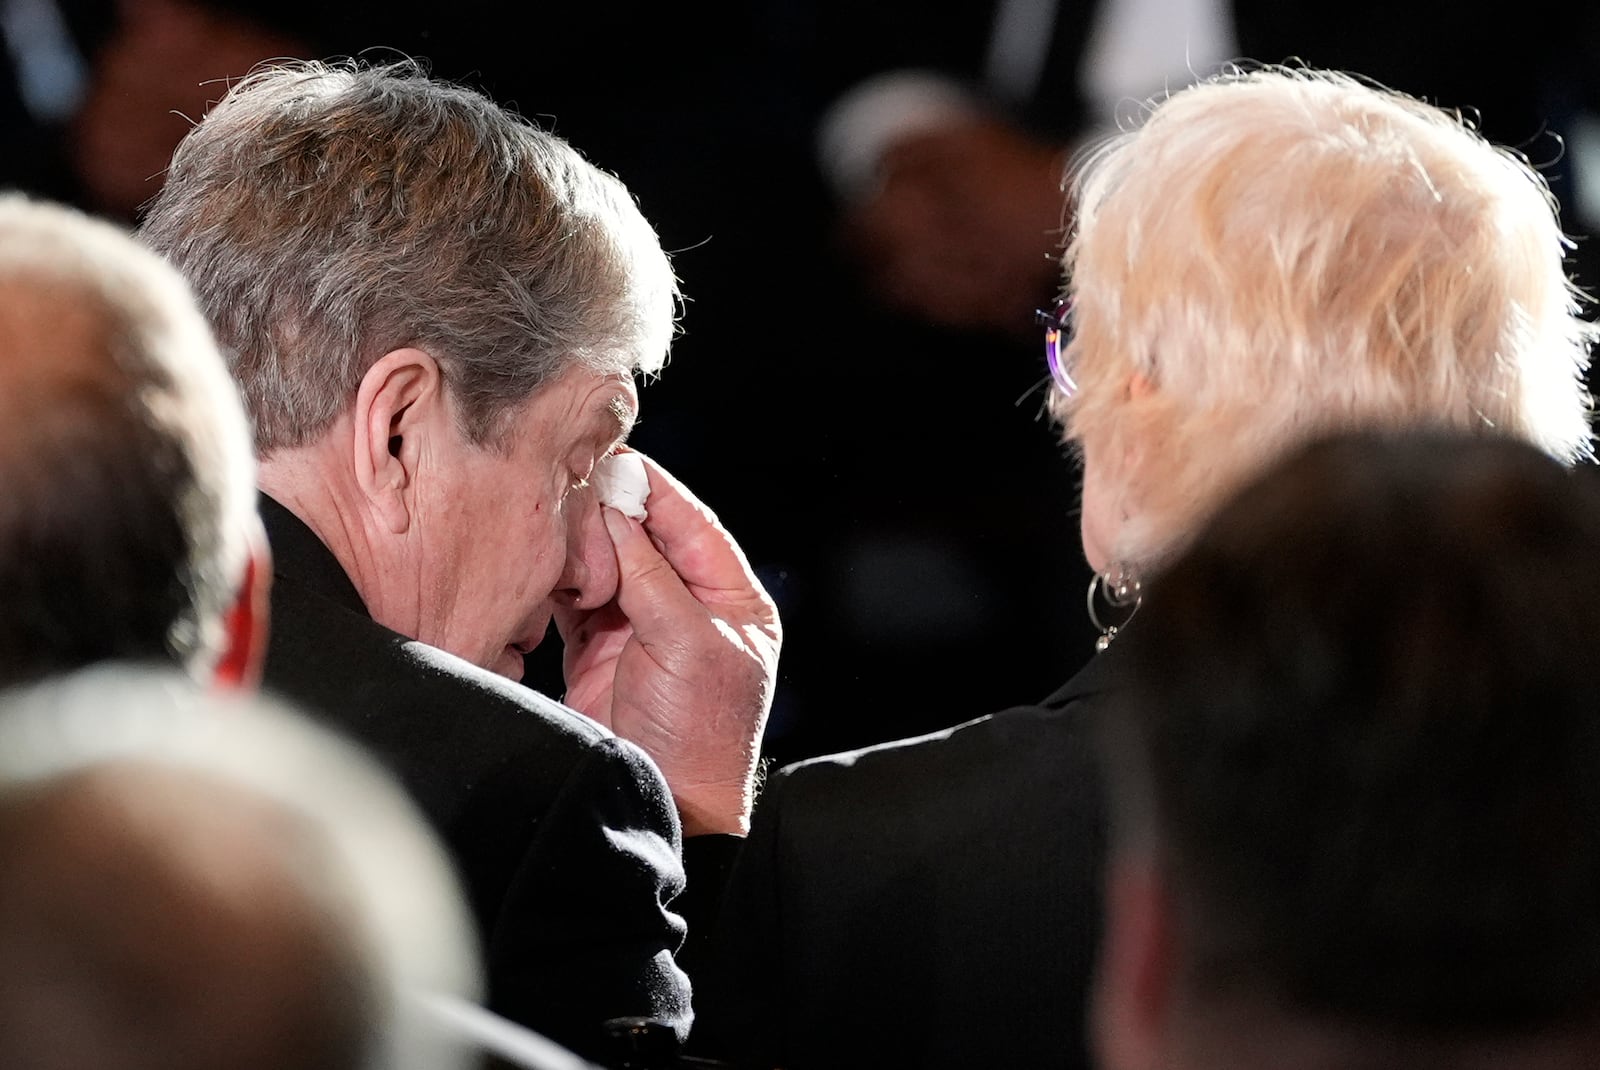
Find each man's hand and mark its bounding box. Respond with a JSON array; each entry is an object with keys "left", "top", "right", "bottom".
[{"left": 556, "top": 454, "right": 781, "bottom": 837}]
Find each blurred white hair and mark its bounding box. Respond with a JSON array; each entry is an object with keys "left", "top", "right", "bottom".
[
  {"left": 0, "top": 663, "right": 482, "bottom": 1070},
  {"left": 0, "top": 192, "right": 257, "bottom": 677}
]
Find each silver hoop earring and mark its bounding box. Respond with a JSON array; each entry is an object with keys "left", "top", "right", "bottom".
[{"left": 1087, "top": 566, "right": 1141, "bottom": 652}]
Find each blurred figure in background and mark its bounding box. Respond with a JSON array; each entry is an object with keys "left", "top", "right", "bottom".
[
  {"left": 694, "top": 67, "right": 1595, "bottom": 1069},
  {"left": 1096, "top": 430, "right": 1600, "bottom": 1070},
  {"left": 806, "top": 0, "right": 1599, "bottom": 334},
  {"left": 0, "top": 0, "right": 313, "bottom": 222},
  {"left": 0, "top": 0, "right": 110, "bottom": 208},
  {"left": 0, "top": 191, "right": 265, "bottom": 688}
]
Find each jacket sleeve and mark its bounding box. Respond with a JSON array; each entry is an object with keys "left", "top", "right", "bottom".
[
  {"left": 485, "top": 734, "right": 692, "bottom": 1063},
  {"left": 681, "top": 766, "right": 792, "bottom": 1068},
  {"left": 674, "top": 831, "right": 744, "bottom": 982}
]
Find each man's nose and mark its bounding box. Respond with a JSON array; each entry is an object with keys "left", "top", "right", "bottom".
[{"left": 549, "top": 485, "right": 620, "bottom": 610}]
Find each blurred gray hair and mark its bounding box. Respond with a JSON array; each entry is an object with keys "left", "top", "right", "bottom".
[
  {"left": 0, "top": 664, "right": 482, "bottom": 1070},
  {"left": 139, "top": 58, "right": 680, "bottom": 453},
  {"left": 0, "top": 193, "right": 257, "bottom": 679}
]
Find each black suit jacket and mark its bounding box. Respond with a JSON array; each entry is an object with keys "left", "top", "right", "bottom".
[
  {"left": 257, "top": 495, "right": 735, "bottom": 1063},
  {"left": 692, "top": 649, "right": 1119, "bottom": 1068}
]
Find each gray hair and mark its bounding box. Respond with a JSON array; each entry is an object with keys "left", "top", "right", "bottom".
[
  {"left": 0, "top": 193, "right": 257, "bottom": 679},
  {"left": 139, "top": 58, "right": 680, "bottom": 453},
  {"left": 0, "top": 664, "right": 483, "bottom": 1070}
]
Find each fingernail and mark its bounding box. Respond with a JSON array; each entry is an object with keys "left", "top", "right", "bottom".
[{"left": 602, "top": 506, "right": 630, "bottom": 541}]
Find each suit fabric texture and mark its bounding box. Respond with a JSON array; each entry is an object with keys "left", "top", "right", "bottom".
[
  {"left": 693, "top": 648, "right": 1118, "bottom": 1068},
  {"left": 257, "top": 494, "right": 735, "bottom": 1062}
]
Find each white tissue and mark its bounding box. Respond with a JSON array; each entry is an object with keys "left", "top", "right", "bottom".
[{"left": 593, "top": 451, "right": 650, "bottom": 520}]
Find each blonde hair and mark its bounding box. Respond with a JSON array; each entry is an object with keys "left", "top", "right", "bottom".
[{"left": 1054, "top": 67, "right": 1596, "bottom": 573}]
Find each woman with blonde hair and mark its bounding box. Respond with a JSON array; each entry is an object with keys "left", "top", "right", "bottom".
[
  {"left": 1060, "top": 66, "right": 1591, "bottom": 626},
  {"left": 694, "top": 66, "right": 1596, "bottom": 1070}
]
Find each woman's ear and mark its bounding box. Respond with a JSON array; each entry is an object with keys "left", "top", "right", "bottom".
[
  {"left": 1120, "top": 372, "right": 1156, "bottom": 503},
  {"left": 350, "top": 348, "right": 444, "bottom": 535}
]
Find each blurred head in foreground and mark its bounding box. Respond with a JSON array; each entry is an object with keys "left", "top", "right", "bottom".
[
  {"left": 0, "top": 193, "right": 264, "bottom": 687},
  {"left": 1094, "top": 430, "right": 1600, "bottom": 1070},
  {"left": 0, "top": 664, "right": 481, "bottom": 1070}
]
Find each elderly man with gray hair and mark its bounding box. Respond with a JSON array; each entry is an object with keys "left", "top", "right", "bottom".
[{"left": 138, "top": 58, "right": 781, "bottom": 1063}]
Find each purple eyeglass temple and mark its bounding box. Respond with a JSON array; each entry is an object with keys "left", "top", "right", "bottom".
[{"left": 1035, "top": 300, "right": 1077, "bottom": 397}]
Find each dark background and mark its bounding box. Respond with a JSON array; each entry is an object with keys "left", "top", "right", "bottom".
[{"left": 7, "top": 0, "right": 1596, "bottom": 768}]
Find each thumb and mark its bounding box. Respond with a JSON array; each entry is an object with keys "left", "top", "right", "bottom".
[{"left": 603, "top": 506, "right": 703, "bottom": 639}]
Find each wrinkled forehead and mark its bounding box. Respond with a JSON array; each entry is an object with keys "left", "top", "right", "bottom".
[{"left": 503, "top": 363, "right": 638, "bottom": 449}]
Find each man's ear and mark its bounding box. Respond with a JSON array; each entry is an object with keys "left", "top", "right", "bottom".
[
  {"left": 350, "top": 348, "right": 444, "bottom": 535},
  {"left": 1091, "top": 854, "right": 1178, "bottom": 1070},
  {"left": 211, "top": 520, "right": 272, "bottom": 692}
]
